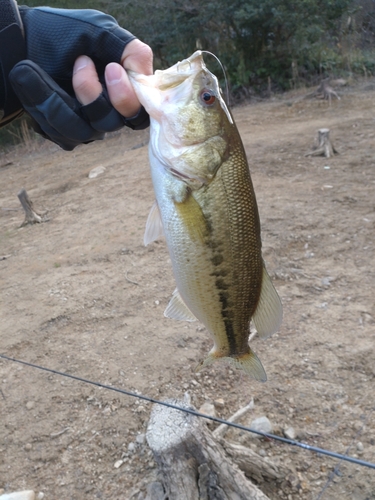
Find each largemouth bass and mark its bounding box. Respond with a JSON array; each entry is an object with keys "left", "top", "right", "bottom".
[{"left": 129, "top": 51, "right": 282, "bottom": 381}]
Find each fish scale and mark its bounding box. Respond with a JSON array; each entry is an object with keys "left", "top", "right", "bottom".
[
  {"left": 193, "top": 128, "right": 263, "bottom": 354},
  {"left": 129, "top": 51, "right": 282, "bottom": 380}
]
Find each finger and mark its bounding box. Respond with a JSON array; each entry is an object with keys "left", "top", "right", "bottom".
[
  {"left": 121, "top": 39, "right": 153, "bottom": 75},
  {"left": 73, "top": 55, "right": 103, "bottom": 105},
  {"left": 105, "top": 62, "right": 140, "bottom": 118},
  {"left": 9, "top": 60, "right": 103, "bottom": 150}
]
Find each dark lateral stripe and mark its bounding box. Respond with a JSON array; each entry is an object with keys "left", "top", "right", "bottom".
[{"left": 218, "top": 291, "right": 237, "bottom": 355}]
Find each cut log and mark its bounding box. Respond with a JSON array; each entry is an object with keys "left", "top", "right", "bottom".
[
  {"left": 146, "top": 396, "right": 272, "bottom": 500},
  {"left": 305, "top": 128, "right": 338, "bottom": 158},
  {"left": 17, "top": 189, "right": 47, "bottom": 226}
]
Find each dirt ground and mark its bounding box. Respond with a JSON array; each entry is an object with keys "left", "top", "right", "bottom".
[{"left": 0, "top": 80, "right": 374, "bottom": 500}]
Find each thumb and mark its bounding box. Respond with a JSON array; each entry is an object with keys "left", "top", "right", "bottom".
[{"left": 121, "top": 39, "right": 153, "bottom": 75}]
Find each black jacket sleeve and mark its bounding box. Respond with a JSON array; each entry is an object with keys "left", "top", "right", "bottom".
[{"left": 0, "top": 0, "right": 26, "bottom": 125}]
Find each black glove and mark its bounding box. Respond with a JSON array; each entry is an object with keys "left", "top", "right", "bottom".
[{"left": 2, "top": 3, "right": 149, "bottom": 150}]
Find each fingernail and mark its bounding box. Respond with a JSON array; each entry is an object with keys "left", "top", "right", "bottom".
[
  {"left": 106, "top": 63, "right": 123, "bottom": 85},
  {"left": 73, "top": 55, "right": 90, "bottom": 74}
]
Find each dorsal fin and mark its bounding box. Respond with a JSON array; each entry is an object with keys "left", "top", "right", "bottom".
[
  {"left": 253, "top": 266, "right": 283, "bottom": 339},
  {"left": 144, "top": 200, "right": 164, "bottom": 246},
  {"left": 164, "top": 288, "right": 197, "bottom": 322}
]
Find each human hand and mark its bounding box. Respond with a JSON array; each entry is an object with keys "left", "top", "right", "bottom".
[
  {"left": 7, "top": 6, "right": 153, "bottom": 150},
  {"left": 73, "top": 39, "right": 153, "bottom": 119}
]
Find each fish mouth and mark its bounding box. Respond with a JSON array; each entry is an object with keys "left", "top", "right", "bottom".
[
  {"left": 155, "top": 51, "right": 206, "bottom": 91},
  {"left": 129, "top": 50, "right": 233, "bottom": 125},
  {"left": 129, "top": 51, "right": 206, "bottom": 89}
]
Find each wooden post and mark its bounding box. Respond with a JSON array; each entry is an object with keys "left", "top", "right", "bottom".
[{"left": 144, "top": 396, "right": 277, "bottom": 500}]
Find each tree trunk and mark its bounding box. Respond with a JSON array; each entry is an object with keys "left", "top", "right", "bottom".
[{"left": 145, "top": 397, "right": 272, "bottom": 500}]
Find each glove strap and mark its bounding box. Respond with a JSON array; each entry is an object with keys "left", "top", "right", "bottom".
[{"left": 0, "top": 0, "right": 26, "bottom": 126}]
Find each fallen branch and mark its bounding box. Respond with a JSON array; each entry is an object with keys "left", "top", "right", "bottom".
[{"left": 212, "top": 398, "right": 254, "bottom": 439}]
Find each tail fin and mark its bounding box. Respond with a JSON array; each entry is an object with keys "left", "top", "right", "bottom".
[{"left": 196, "top": 349, "right": 267, "bottom": 382}]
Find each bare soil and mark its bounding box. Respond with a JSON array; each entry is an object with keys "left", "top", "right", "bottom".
[{"left": 0, "top": 81, "right": 374, "bottom": 500}]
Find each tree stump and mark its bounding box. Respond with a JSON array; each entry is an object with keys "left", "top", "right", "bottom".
[
  {"left": 305, "top": 128, "right": 338, "bottom": 158},
  {"left": 220, "top": 440, "right": 286, "bottom": 484},
  {"left": 17, "top": 189, "right": 47, "bottom": 226},
  {"left": 145, "top": 396, "right": 273, "bottom": 500},
  {"left": 316, "top": 79, "right": 340, "bottom": 105}
]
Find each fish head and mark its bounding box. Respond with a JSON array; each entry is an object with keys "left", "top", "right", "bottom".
[{"left": 129, "top": 51, "right": 233, "bottom": 186}]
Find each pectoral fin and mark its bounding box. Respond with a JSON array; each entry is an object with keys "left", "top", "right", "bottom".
[
  {"left": 164, "top": 288, "right": 197, "bottom": 322},
  {"left": 174, "top": 191, "right": 209, "bottom": 244},
  {"left": 253, "top": 266, "right": 283, "bottom": 339},
  {"left": 144, "top": 201, "right": 164, "bottom": 246}
]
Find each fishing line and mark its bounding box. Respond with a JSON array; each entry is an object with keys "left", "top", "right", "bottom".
[
  {"left": 1, "top": 352, "right": 375, "bottom": 471},
  {"left": 201, "top": 50, "right": 230, "bottom": 105},
  {"left": 316, "top": 405, "right": 375, "bottom": 500}
]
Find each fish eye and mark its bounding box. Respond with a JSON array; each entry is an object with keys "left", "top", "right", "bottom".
[{"left": 200, "top": 89, "right": 216, "bottom": 106}]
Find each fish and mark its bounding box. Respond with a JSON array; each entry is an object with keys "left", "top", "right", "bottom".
[{"left": 128, "top": 51, "right": 282, "bottom": 381}]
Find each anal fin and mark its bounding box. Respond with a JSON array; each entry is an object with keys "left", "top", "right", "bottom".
[
  {"left": 253, "top": 266, "right": 283, "bottom": 339},
  {"left": 164, "top": 288, "right": 197, "bottom": 322}
]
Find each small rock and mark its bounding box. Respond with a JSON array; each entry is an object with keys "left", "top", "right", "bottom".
[
  {"left": 136, "top": 433, "right": 145, "bottom": 445},
  {"left": 25, "top": 401, "right": 35, "bottom": 410},
  {"left": 36, "top": 494, "right": 44, "bottom": 500},
  {"left": 198, "top": 402, "right": 216, "bottom": 419},
  {"left": 284, "top": 426, "right": 297, "bottom": 440},
  {"left": 128, "top": 442, "right": 136, "bottom": 453},
  {"left": 321, "top": 276, "right": 334, "bottom": 286},
  {"left": 286, "top": 473, "right": 299, "bottom": 489},
  {"left": 102, "top": 406, "right": 111, "bottom": 415},
  {"left": 356, "top": 442, "right": 364, "bottom": 452},
  {"left": 88, "top": 166, "right": 106, "bottom": 178},
  {"left": 214, "top": 398, "right": 225, "bottom": 409},
  {"left": 249, "top": 416, "right": 273, "bottom": 436},
  {"left": 258, "top": 448, "right": 267, "bottom": 457},
  {"left": 24, "top": 443, "right": 32, "bottom": 451},
  {"left": 114, "top": 459, "right": 124, "bottom": 469},
  {"left": 0, "top": 492, "right": 35, "bottom": 500}
]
